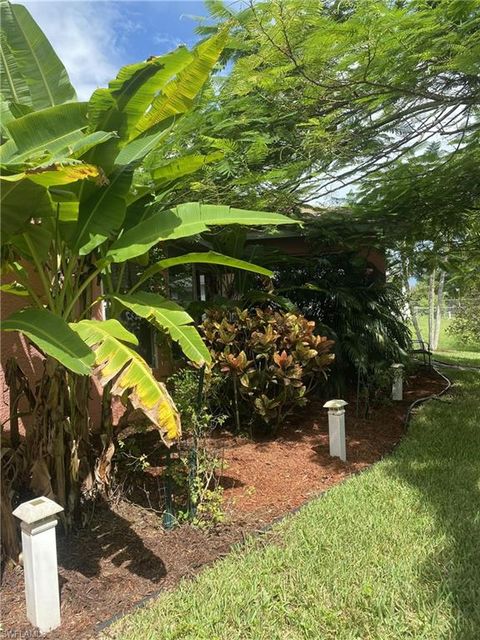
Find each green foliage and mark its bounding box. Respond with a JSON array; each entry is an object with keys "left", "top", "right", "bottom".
[
  {"left": 274, "top": 253, "right": 412, "bottom": 392},
  {"left": 0, "top": 1, "right": 296, "bottom": 439},
  {"left": 354, "top": 140, "right": 480, "bottom": 250},
  {"left": 167, "top": 450, "right": 225, "bottom": 529},
  {"left": 0, "top": 1, "right": 296, "bottom": 539},
  {"left": 1, "top": 308, "right": 95, "bottom": 375},
  {"left": 160, "top": 0, "right": 480, "bottom": 211},
  {"left": 201, "top": 307, "right": 334, "bottom": 432},
  {"left": 112, "top": 291, "right": 212, "bottom": 366},
  {"left": 167, "top": 368, "right": 227, "bottom": 527},
  {"left": 0, "top": 0, "right": 76, "bottom": 108},
  {"left": 447, "top": 299, "right": 480, "bottom": 348},
  {"left": 168, "top": 367, "right": 226, "bottom": 439}
]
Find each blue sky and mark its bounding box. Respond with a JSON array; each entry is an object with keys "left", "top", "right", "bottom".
[{"left": 23, "top": 1, "right": 211, "bottom": 99}]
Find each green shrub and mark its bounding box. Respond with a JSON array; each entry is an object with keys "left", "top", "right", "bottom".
[
  {"left": 447, "top": 300, "right": 480, "bottom": 347},
  {"left": 201, "top": 307, "right": 334, "bottom": 432},
  {"left": 274, "top": 253, "right": 412, "bottom": 394}
]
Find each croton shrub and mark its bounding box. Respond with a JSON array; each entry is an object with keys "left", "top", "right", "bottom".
[{"left": 200, "top": 307, "right": 335, "bottom": 432}]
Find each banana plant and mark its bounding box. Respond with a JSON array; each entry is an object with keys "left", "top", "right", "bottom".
[{"left": 0, "top": 1, "right": 297, "bottom": 529}]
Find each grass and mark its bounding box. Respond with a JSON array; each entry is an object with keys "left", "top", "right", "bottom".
[
  {"left": 434, "top": 351, "right": 480, "bottom": 367},
  {"left": 110, "top": 362, "right": 480, "bottom": 640},
  {"left": 412, "top": 316, "right": 479, "bottom": 353}
]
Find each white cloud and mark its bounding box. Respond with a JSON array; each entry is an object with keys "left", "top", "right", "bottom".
[
  {"left": 153, "top": 32, "right": 183, "bottom": 49},
  {"left": 23, "top": 1, "right": 126, "bottom": 100}
]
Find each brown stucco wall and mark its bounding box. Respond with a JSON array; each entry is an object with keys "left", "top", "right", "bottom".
[{"left": 1, "top": 270, "right": 45, "bottom": 432}]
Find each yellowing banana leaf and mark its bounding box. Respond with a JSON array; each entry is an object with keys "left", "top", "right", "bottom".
[
  {"left": 70, "top": 319, "right": 181, "bottom": 445},
  {"left": 112, "top": 292, "right": 211, "bottom": 365},
  {"left": 0, "top": 162, "right": 101, "bottom": 186},
  {"left": 107, "top": 202, "right": 299, "bottom": 263},
  {"left": 1, "top": 308, "right": 94, "bottom": 375}
]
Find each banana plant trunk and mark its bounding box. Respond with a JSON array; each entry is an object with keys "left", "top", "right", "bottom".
[
  {"left": 1, "top": 468, "right": 20, "bottom": 563},
  {"left": 28, "top": 359, "right": 96, "bottom": 528}
]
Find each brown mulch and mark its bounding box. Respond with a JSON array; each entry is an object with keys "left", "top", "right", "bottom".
[{"left": 0, "top": 368, "right": 446, "bottom": 639}]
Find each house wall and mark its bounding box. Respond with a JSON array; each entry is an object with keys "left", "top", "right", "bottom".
[
  {"left": 245, "top": 235, "right": 387, "bottom": 277},
  {"left": 1, "top": 270, "right": 44, "bottom": 432}
]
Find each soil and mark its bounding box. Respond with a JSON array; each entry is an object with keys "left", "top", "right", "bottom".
[{"left": 1, "top": 368, "right": 446, "bottom": 640}]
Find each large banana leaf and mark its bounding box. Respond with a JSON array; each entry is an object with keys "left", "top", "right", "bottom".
[
  {"left": 68, "top": 130, "right": 118, "bottom": 160},
  {"left": 113, "top": 117, "right": 175, "bottom": 166},
  {"left": 110, "top": 47, "right": 193, "bottom": 140},
  {"left": 134, "top": 251, "right": 273, "bottom": 291},
  {"left": 11, "top": 223, "right": 52, "bottom": 262},
  {"left": 0, "top": 308, "right": 94, "bottom": 375},
  {"left": 0, "top": 32, "right": 31, "bottom": 105},
  {"left": 0, "top": 102, "right": 88, "bottom": 165},
  {"left": 71, "top": 319, "right": 181, "bottom": 444},
  {"left": 74, "top": 167, "right": 133, "bottom": 255},
  {"left": 112, "top": 292, "right": 211, "bottom": 365},
  {"left": 85, "top": 48, "right": 191, "bottom": 143},
  {"left": 86, "top": 51, "right": 194, "bottom": 169},
  {"left": 0, "top": 0, "right": 76, "bottom": 108},
  {"left": 112, "top": 31, "right": 228, "bottom": 165},
  {"left": 133, "top": 29, "right": 228, "bottom": 138},
  {"left": 1, "top": 178, "right": 53, "bottom": 239},
  {"left": 107, "top": 202, "right": 299, "bottom": 263}
]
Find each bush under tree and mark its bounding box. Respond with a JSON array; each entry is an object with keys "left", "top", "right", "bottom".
[{"left": 201, "top": 307, "right": 334, "bottom": 433}]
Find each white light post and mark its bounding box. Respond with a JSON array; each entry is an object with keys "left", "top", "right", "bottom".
[
  {"left": 391, "top": 363, "right": 404, "bottom": 401},
  {"left": 12, "top": 496, "right": 64, "bottom": 634},
  {"left": 323, "top": 399, "right": 348, "bottom": 461}
]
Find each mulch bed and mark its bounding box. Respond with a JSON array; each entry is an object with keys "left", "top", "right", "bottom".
[{"left": 1, "top": 368, "right": 446, "bottom": 639}]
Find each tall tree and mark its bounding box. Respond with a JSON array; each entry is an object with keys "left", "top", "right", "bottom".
[{"left": 162, "top": 0, "right": 480, "bottom": 210}]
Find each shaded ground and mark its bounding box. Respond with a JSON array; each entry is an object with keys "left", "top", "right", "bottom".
[{"left": 0, "top": 368, "right": 445, "bottom": 640}]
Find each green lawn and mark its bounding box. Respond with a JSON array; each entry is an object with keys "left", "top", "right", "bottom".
[
  {"left": 412, "top": 316, "right": 480, "bottom": 353},
  {"left": 434, "top": 351, "right": 480, "bottom": 367},
  {"left": 110, "top": 362, "right": 480, "bottom": 640}
]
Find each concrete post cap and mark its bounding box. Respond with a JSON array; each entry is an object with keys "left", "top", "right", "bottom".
[
  {"left": 13, "top": 497, "right": 64, "bottom": 524},
  {"left": 323, "top": 399, "right": 348, "bottom": 410}
]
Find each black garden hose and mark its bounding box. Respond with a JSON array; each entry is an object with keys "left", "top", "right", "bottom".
[{"left": 403, "top": 364, "right": 452, "bottom": 427}]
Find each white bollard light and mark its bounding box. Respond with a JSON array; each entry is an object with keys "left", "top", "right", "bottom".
[
  {"left": 13, "top": 496, "right": 64, "bottom": 634},
  {"left": 323, "top": 399, "right": 348, "bottom": 462},
  {"left": 391, "top": 363, "right": 404, "bottom": 401}
]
